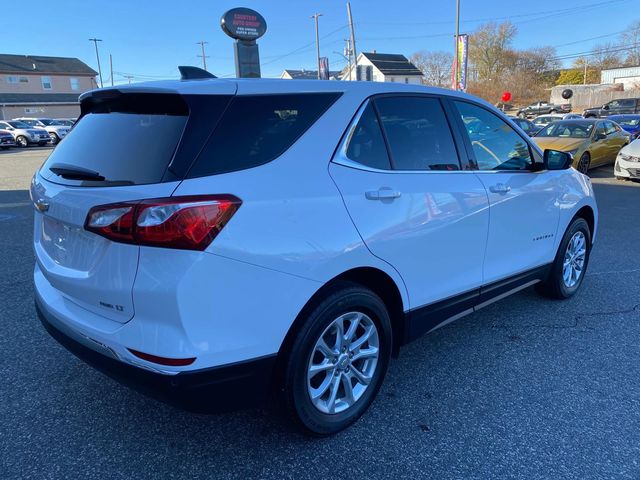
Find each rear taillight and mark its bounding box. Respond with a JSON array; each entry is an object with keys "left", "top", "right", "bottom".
[{"left": 85, "top": 195, "right": 241, "bottom": 251}]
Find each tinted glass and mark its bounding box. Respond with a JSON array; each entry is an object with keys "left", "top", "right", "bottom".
[
  {"left": 618, "top": 99, "right": 635, "bottom": 107},
  {"left": 455, "top": 101, "right": 533, "bottom": 171},
  {"left": 41, "top": 113, "right": 187, "bottom": 185},
  {"left": 537, "top": 122, "right": 594, "bottom": 138},
  {"left": 604, "top": 121, "right": 617, "bottom": 135},
  {"left": 375, "top": 96, "right": 460, "bottom": 171},
  {"left": 345, "top": 102, "right": 390, "bottom": 170},
  {"left": 188, "top": 93, "right": 340, "bottom": 178}
]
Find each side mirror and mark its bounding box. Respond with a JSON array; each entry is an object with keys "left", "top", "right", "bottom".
[
  {"left": 602, "top": 104, "right": 609, "bottom": 110},
  {"left": 544, "top": 149, "right": 573, "bottom": 170}
]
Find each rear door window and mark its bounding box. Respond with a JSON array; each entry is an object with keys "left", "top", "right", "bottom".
[
  {"left": 344, "top": 102, "right": 391, "bottom": 170},
  {"left": 187, "top": 93, "right": 341, "bottom": 178},
  {"left": 374, "top": 96, "right": 460, "bottom": 171}
]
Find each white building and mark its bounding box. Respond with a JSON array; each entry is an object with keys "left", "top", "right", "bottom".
[
  {"left": 600, "top": 65, "right": 640, "bottom": 89},
  {"left": 340, "top": 52, "right": 423, "bottom": 84}
]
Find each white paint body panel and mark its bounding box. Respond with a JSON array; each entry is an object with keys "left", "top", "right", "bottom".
[{"left": 33, "top": 78, "right": 598, "bottom": 374}]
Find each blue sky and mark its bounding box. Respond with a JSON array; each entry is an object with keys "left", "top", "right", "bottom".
[{"left": 2, "top": 0, "right": 637, "bottom": 84}]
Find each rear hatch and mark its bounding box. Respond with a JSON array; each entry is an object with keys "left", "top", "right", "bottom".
[{"left": 33, "top": 86, "right": 235, "bottom": 323}]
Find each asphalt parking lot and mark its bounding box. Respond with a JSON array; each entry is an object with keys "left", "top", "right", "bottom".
[{"left": 1, "top": 147, "right": 639, "bottom": 479}]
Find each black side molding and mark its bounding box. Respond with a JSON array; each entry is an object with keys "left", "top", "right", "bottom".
[
  {"left": 178, "top": 66, "right": 217, "bottom": 80},
  {"left": 403, "top": 264, "right": 551, "bottom": 344}
]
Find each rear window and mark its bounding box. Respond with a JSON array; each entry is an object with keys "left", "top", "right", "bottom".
[
  {"left": 41, "top": 93, "right": 194, "bottom": 186},
  {"left": 186, "top": 93, "right": 341, "bottom": 178}
]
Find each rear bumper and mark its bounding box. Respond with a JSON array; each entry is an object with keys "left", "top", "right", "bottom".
[{"left": 36, "top": 295, "right": 277, "bottom": 412}]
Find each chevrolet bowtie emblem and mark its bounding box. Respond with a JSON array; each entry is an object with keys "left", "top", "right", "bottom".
[{"left": 34, "top": 199, "right": 49, "bottom": 213}]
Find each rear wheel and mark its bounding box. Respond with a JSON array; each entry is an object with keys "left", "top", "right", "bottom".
[
  {"left": 537, "top": 217, "right": 591, "bottom": 299},
  {"left": 281, "top": 283, "right": 392, "bottom": 436},
  {"left": 577, "top": 152, "right": 591, "bottom": 174},
  {"left": 16, "top": 136, "right": 28, "bottom": 148}
]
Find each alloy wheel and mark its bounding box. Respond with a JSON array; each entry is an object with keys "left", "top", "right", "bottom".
[
  {"left": 16, "top": 136, "right": 27, "bottom": 148},
  {"left": 563, "top": 231, "right": 586, "bottom": 288},
  {"left": 306, "top": 311, "right": 379, "bottom": 414},
  {"left": 577, "top": 154, "right": 590, "bottom": 174}
]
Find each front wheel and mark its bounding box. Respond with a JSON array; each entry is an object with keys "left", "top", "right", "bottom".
[
  {"left": 49, "top": 132, "right": 59, "bottom": 144},
  {"left": 281, "top": 283, "right": 392, "bottom": 436},
  {"left": 550, "top": 109, "right": 558, "bottom": 114},
  {"left": 537, "top": 217, "right": 591, "bottom": 299},
  {"left": 577, "top": 152, "right": 591, "bottom": 174},
  {"left": 518, "top": 112, "right": 526, "bottom": 119},
  {"left": 16, "top": 136, "right": 28, "bottom": 148}
]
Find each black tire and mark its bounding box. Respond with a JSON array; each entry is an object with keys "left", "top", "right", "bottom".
[
  {"left": 549, "top": 109, "right": 558, "bottom": 114},
  {"left": 16, "top": 135, "right": 28, "bottom": 148},
  {"left": 517, "top": 112, "right": 526, "bottom": 119},
  {"left": 281, "top": 283, "right": 392, "bottom": 436},
  {"left": 537, "top": 217, "right": 591, "bottom": 299},
  {"left": 49, "top": 132, "right": 59, "bottom": 144},
  {"left": 577, "top": 152, "right": 591, "bottom": 174}
]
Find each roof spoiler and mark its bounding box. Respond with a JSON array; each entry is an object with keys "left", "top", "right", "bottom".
[{"left": 178, "top": 66, "right": 217, "bottom": 80}]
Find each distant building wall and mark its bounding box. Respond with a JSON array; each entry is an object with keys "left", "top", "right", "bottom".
[
  {"left": 601, "top": 66, "right": 640, "bottom": 89},
  {"left": 0, "top": 74, "right": 96, "bottom": 94},
  {"left": 550, "top": 83, "right": 640, "bottom": 112},
  {"left": 0, "top": 104, "right": 80, "bottom": 120}
]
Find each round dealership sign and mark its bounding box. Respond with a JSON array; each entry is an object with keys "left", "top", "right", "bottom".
[{"left": 221, "top": 7, "right": 267, "bottom": 41}]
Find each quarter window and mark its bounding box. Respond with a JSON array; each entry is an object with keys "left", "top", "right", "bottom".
[
  {"left": 345, "top": 102, "right": 391, "bottom": 170},
  {"left": 41, "top": 76, "right": 52, "bottom": 90},
  {"left": 375, "top": 96, "right": 460, "bottom": 171},
  {"left": 454, "top": 101, "right": 533, "bottom": 171}
]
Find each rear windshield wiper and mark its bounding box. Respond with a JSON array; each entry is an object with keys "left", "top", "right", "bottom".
[{"left": 49, "top": 163, "right": 105, "bottom": 181}]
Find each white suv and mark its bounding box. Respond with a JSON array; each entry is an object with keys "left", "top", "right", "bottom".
[
  {"left": 14, "top": 118, "right": 70, "bottom": 144},
  {"left": 32, "top": 76, "right": 597, "bottom": 435}
]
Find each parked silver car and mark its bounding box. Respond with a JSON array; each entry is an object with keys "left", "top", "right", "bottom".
[
  {"left": 13, "top": 118, "right": 70, "bottom": 144},
  {"left": 0, "top": 120, "right": 50, "bottom": 147}
]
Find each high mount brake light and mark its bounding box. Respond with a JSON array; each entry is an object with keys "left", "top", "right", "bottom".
[{"left": 84, "top": 195, "right": 241, "bottom": 251}]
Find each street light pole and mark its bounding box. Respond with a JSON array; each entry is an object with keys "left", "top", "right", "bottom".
[
  {"left": 454, "top": 0, "right": 460, "bottom": 90},
  {"left": 89, "top": 38, "right": 104, "bottom": 88},
  {"left": 311, "top": 13, "right": 323, "bottom": 79}
]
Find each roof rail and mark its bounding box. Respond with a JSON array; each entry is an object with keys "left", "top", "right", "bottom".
[{"left": 178, "top": 66, "right": 217, "bottom": 80}]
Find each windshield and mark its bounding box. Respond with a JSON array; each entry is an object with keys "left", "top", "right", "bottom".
[
  {"left": 536, "top": 122, "right": 594, "bottom": 138},
  {"left": 39, "top": 119, "right": 63, "bottom": 126},
  {"left": 56, "top": 119, "right": 74, "bottom": 126},
  {"left": 614, "top": 117, "right": 640, "bottom": 128},
  {"left": 8, "top": 121, "right": 31, "bottom": 129}
]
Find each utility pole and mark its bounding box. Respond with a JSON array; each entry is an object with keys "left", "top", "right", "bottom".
[
  {"left": 453, "top": 0, "right": 460, "bottom": 90},
  {"left": 347, "top": 2, "right": 358, "bottom": 80},
  {"left": 124, "top": 75, "right": 134, "bottom": 84},
  {"left": 344, "top": 39, "right": 352, "bottom": 80},
  {"left": 109, "top": 54, "right": 114, "bottom": 87},
  {"left": 583, "top": 60, "right": 588, "bottom": 85},
  {"left": 196, "top": 41, "right": 209, "bottom": 71},
  {"left": 89, "top": 38, "right": 104, "bottom": 88},
  {"left": 311, "top": 13, "right": 323, "bottom": 79}
]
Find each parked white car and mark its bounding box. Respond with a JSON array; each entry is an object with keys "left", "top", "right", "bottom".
[
  {"left": 615, "top": 138, "right": 640, "bottom": 180},
  {"left": 0, "top": 120, "right": 50, "bottom": 147},
  {"left": 32, "top": 76, "right": 598, "bottom": 435},
  {"left": 13, "top": 117, "right": 70, "bottom": 144}
]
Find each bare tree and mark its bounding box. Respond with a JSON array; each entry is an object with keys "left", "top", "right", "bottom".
[
  {"left": 590, "top": 42, "right": 623, "bottom": 70},
  {"left": 468, "top": 21, "right": 517, "bottom": 81},
  {"left": 410, "top": 51, "right": 453, "bottom": 87},
  {"left": 621, "top": 20, "right": 640, "bottom": 66}
]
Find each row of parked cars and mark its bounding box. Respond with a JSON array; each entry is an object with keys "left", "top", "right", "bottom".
[
  {"left": 0, "top": 118, "right": 75, "bottom": 149},
  {"left": 509, "top": 102, "right": 640, "bottom": 180}
]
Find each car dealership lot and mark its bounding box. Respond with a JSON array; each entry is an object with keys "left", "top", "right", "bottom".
[{"left": 1, "top": 149, "right": 639, "bottom": 478}]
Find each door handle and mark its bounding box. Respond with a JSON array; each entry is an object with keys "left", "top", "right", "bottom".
[
  {"left": 489, "top": 183, "right": 511, "bottom": 194},
  {"left": 365, "top": 188, "right": 402, "bottom": 201}
]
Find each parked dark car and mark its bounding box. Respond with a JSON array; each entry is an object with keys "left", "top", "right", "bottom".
[
  {"left": 517, "top": 101, "right": 571, "bottom": 118},
  {"left": 583, "top": 98, "right": 640, "bottom": 118},
  {"left": 608, "top": 114, "right": 640, "bottom": 141},
  {"left": 0, "top": 129, "right": 16, "bottom": 149},
  {"left": 510, "top": 117, "right": 538, "bottom": 136}
]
